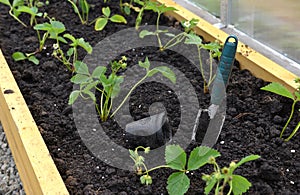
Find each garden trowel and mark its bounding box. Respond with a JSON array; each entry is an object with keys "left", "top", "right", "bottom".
[{"left": 192, "top": 35, "right": 238, "bottom": 145}]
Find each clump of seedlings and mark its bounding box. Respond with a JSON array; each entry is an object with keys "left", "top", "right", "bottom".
[
  {"left": 261, "top": 78, "right": 300, "bottom": 141},
  {"left": 137, "top": 2, "right": 222, "bottom": 93},
  {"left": 67, "top": 0, "right": 90, "bottom": 24},
  {"left": 69, "top": 57, "right": 176, "bottom": 121},
  {"left": 130, "top": 145, "right": 260, "bottom": 195},
  {"left": 93, "top": 6, "right": 127, "bottom": 31}
]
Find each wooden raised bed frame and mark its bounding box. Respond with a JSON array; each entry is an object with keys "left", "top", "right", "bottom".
[{"left": 0, "top": 0, "right": 298, "bottom": 194}]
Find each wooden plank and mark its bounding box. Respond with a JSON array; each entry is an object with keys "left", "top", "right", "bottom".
[
  {"left": 0, "top": 49, "right": 69, "bottom": 195},
  {"left": 155, "top": 0, "right": 299, "bottom": 91}
]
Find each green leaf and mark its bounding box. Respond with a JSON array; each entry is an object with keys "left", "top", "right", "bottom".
[
  {"left": 184, "top": 33, "right": 202, "bottom": 45},
  {"left": 102, "top": 7, "right": 110, "bottom": 17},
  {"left": 110, "top": 14, "right": 127, "bottom": 24},
  {"left": 77, "top": 38, "right": 93, "bottom": 54},
  {"left": 16, "top": 6, "right": 37, "bottom": 16},
  {"left": 234, "top": 155, "right": 260, "bottom": 171},
  {"left": 49, "top": 20, "right": 66, "bottom": 35},
  {"left": 231, "top": 175, "right": 252, "bottom": 195},
  {"left": 0, "top": 0, "right": 11, "bottom": 6},
  {"left": 67, "top": 48, "right": 74, "bottom": 57},
  {"left": 68, "top": 90, "right": 80, "bottom": 105},
  {"left": 92, "top": 66, "right": 107, "bottom": 79},
  {"left": 82, "top": 90, "right": 96, "bottom": 102},
  {"left": 204, "top": 176, "right": 217, "bottom": 195},
  {"left": 63, "top": 33, "right": 77, "bottom": 43},
  {"left": 95, "top": 18, "right": 108, "bottom": 31},
  {"left": 12, "top": 52, "right": 26, "bottom": 61},
  {"left": 261, "top": 82, "right": 294, "bottom": 100},
  {"left": 57, "top": 36, "right": 68, "bottom": 44},
  {"left": 79, "top": 0, "right": 89, "bottom": 14},
  {"left": 167, "top": 172, "right": 190, "bottom": 195},
  {"left": 124, "top": 5, "right": 130, "bottom": 15},
  {"left": 139, "top": 30, "right": 155, "bottom": 38},
  {"left": 12, "top": 0, "right": 23, "bottom": 8},
  {"left": 165, "top": 145, "right": 186, "bottom": 170},
  {"left": 74, "top": 61, "right": 89, "bottom": 75},
  {"left": 138, "top": 57, "right": 150, "bottom": 69},
  {"left": 111, "top": 76, "right": 124, "bottom": 98},
  {"left": 187, "top": 146, "right": 220, "bottom": 171},
  {"left": 33, "top": 22, "right": 51, "bottom": 31},
  {"left": 148, "top": 66, "right": 176, "bottom": 84},
  {"left": 70, "top": 74, "right": 90, "bottom": 84},
  {"left": 28, "top": 55, "right": 39, "bottom": 65}
]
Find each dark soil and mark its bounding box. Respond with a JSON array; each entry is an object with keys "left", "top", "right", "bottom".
[{"left": 0, "top": 1, "right": 300, "bottom": 194}]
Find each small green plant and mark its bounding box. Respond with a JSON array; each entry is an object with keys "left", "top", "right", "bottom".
[
  {"left": 130, "top": 145, "right": 259, "bottom": 195},
  {"left": 140, "top": 17, "right": 221, "bottom": 93},
  {"left": 184, "top": 33, "right": 222, "bottom": 93},
  {"left": 68, "top": 59, "right": 126, "bottom": 121},
  {"left": 0, "top": 0, "right": 43, "bottom": 27},
  {"left": 261, "top": 80, "right": 300, "bottom": 141},
  {"left": 52, "top": 33, "right": 92, "bottom": 71},
  {"left": 69, "top": 57, "right": 176, "bottom": 122},
  {"left": 67, "top": 0, "right": 90, "bottom": 24},
  {"left": 12, "top": 51, "right": 39, "bottom": 64},
  {"left": 202, "top": 155, "right": 260, "bottom": 195},
  {"left": 93, "top": 7, "right": 127, "bottom": 31},
  {"left": 34, "top": 19, "right": 67, "bottom": 51}
]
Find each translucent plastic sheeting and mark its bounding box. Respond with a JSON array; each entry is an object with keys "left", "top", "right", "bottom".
[{"left": 187, "top": 0, "right": 300, "bottom": 65}]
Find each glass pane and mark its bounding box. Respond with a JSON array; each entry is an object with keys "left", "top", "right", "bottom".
[
  {"left": 231, "top": 0, "right": 300, "bottom": 63},
  {"left": 188, "top": 0, "right": 221, "bottom": 17}
]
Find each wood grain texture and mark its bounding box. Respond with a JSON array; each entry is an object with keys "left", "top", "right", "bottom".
[{"left": 0, "top": 49, "right": 69, "bottom": 195}]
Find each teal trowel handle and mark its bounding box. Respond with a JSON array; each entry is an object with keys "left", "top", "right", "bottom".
[{"left": 211, "top": 35, "right": 238, "bottom": 105}]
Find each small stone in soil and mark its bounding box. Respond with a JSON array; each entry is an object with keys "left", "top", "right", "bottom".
[{"left": 273, "top": 115, "right": 283, "bottom": 124}]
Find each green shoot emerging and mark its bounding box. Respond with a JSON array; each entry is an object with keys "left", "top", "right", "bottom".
[
  {"left": 130, "top": 145, "right": 259, "bottom": 195},
  {"left": 261, "top": 80, "right": 300, "bottom": 141}
]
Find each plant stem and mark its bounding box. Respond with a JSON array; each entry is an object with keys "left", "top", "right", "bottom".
[
  {"left": 285, "top": 121, "right": 300, "bottom": 141},
  {"left": 197, "top": 46, "right": 207, "bottom": 87},
  {"left": 156, "top": 13, "right": 163, "bottom": 49},
  {"left": 111, "top": 74, "right": 148, "bottom": 117},
  {"left": 227, "top": 180, "right": 233, "bottom": 195},
  {"left": 144, "top": 165, "right": 171, "bottom": 174},
  {"left": 9, "top": 9, "right": 27, "bottom": 27},
  {"left": 280, "top": 100, "right": 296, "bottom": 138},
  {"left": 163, "top": 32, "right": 185, "bottom": 50}
]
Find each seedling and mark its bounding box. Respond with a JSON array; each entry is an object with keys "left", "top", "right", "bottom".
[
  {"left": 0, "top": 0, "right": 43, "bottom": 27},
  {"left": 67, "top": 0, "right": 90, "bottom": 24},
  {"left": 184, "top": 33, "right": 222, "bottom": 93},
  {"left": 261, "top": 81, "right": 300, "bottom": 141},
  {"left": 110, "top": 57, "right": 176, "bottom": 117},
  {"left": 69, "top": 57, "right": 176, "bottom": 122},
  {"left": 69, "top": 57, "right": 126, "bottom": 121},
  {"left": 12, "top": 51, "right": 39, "bottom": 65},
  {"left": 140, "top": 17, "right": 221, "bottom": 93},
  {"left": 130, "top": 145, "right": 259, "bottom": 195},
  {"left": 34, "top": 18, "right": 67, "bottom": 51},
  {"left": 202, "top": 155, "right": 260, "bottom": 195},
  {"left": 93, "top": 7, "right": 127, "bottom": 31},
  {"left": 53, "top": 33, "right": 92, "bottom": 71}
]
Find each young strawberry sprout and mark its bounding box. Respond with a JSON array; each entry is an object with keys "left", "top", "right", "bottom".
[
  {"left": 69, "top": 57, "right": 176, "bottom": 122},
  {"left": 261, "top": 79, "right": 300, "bottom": 141},
  {"left": 130, "top": 145, "right": 260, "bottom": 195}
]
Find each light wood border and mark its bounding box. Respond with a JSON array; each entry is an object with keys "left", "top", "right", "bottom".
[
  {"left": 0, "top": 50, "right": 69, "bottom": 195},
  {"left": 0, "top": 0, "right": 298, "bottom": 194}
]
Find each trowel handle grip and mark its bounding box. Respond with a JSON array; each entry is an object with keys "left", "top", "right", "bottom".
[{"left": 211, "top": 35, "right": 238, "bottom": 105}]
